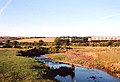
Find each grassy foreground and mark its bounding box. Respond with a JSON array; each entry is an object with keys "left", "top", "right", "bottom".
[
  {"left": 47, "top": 47, "right": 120, "bottom": 78},
  {"left": 0, "top": 48, "right": 53, "bottom": 82}
]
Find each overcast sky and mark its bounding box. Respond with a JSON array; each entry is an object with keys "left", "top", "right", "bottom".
[{"left": 0, "top": 0, "right": 120, "bottom": 37}]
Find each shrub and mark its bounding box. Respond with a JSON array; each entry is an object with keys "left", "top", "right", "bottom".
[
  {"left": 16, "top": 47, "right": 49, "bottom": 57},
  {"left": 3, "top": 44, "right": 12, "bottom": 48}
]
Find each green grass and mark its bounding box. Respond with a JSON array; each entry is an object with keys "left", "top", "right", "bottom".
[
  {"left": 0, "top": 48, "right": 54, "bottom": 82},
  {"left": 75, "top": 60, "right": 84, "bottom": 65},
  {"left": 53, "top": 55, "right": 68, "bottom": 61}
]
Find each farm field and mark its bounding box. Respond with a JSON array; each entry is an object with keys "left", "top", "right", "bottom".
[
  {"left": 0, "top": 48, "right": 54, "bottom": 82},
  {"left": 47, "top": 47, "right": 120, "bottom": 78},
  {"left": 14, "top": 38, "right": 55, "bottom": 42}
]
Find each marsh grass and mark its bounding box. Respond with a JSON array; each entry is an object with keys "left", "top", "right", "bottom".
[{"left": 0, "top": 48, "right": 54, "bottom": 82}]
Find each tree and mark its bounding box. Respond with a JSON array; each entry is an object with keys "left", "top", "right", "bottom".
[
  {"left": 33, "top": 41, "right": 37, "bottom": 46},
  {"left": 0, "top": 41, "right": 3, "bottom": 45},
  {"left": 38, "top": 40, "right": 44, "bottom": 46},
  {"left": 3, "top": 40, "right": 12, "bottom": 48},
  {"left": 54, "top": 37, "right": 61, "bottom": 46},
  {"left": 107, "top": 41, "right": 113, "bottom": 47},
  {"left": 83, "top": 37, "right": 88, "bottom": 43},
  {"left": 61, "top": 39, "right": 70, "bottom": 47},
  {"left": 13, "top": 41, "right": 19, "bottom": 48},
  {"left": 6, "top": 40, "right": 10, "bottom": 44}
]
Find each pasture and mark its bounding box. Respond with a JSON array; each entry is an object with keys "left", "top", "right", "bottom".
[{"left": 0, "top": 48, "right": 53, "bottom": 82}]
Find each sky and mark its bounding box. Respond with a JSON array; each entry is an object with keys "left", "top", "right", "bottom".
[{"left": 0, "top": 0, "right": 120, "bottom": 37}]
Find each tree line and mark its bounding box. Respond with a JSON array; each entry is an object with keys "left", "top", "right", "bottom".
[{"left": 0, "top": 37, "right": 120, "bottom": 49}]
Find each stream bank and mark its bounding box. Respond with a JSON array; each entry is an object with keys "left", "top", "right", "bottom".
[
  {"left": 35, "top": 56, "right": 120, "bottom": 82},
  {"left": 46, "top": 49, "right": 120, "bottom": 79}
]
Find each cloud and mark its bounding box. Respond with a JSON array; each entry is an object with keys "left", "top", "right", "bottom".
[
  {"left": 101, "top": 14, "right": 120, "bottom": 20},
  {"left": 0, "top": 0, "right": 13, "bottom": 16}
]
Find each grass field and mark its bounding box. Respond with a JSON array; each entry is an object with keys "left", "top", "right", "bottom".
[
  {"left": 0, "top": 47, "right": 120, "bottom": 80},
  {"left": 47, "top": 47, "right": 120, "bottom": 78},
  {"left": 14, "top": 38, "right": 55, "bottom": 42},
  {"left": 0, "top": 48, "right": 54, "bottom": 82}
]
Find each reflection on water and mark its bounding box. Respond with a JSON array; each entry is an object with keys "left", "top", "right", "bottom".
[
  {"left": 36, "top": 56, "right": 120, "bottom": 82},
  {"left": 46, "top": 67, "right": 75, "bottom": 81}
]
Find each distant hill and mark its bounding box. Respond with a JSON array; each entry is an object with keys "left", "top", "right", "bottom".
[
  {"left": 0, "top": 36, "right": 55, "bottom": 42},
  {"left": 0, "top": 36, "right": 19, "bottom": 42}
]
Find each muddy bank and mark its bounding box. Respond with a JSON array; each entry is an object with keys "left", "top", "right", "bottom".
[
  {"left": 46, "top": 50, "right": 120, "bottom": 79},
  {"left": 36, "top": 56, "right": 120, "bottom": 82}
]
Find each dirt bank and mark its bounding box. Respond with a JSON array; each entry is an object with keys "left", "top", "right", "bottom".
[{"left": 46, "top": 48, "right": 120, "bottom": 79}]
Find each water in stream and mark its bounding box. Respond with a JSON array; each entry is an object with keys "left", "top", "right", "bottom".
[{"left": 36, "top": 56, "right": 120, "bottom": 82}]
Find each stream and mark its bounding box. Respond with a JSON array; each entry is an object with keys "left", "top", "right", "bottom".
[{"left": 35, "top": 56, "right": 120, "bottom": 82}]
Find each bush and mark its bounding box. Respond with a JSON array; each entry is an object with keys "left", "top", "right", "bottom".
[
  {"left": 3, "top": 44, "right": 12, "bottom": 48},
  {"left": 48, "top": 47, "right": 57, "bottom": 53},
  {"left": 16, "top": 47, "right": 49, "bottom": 57}
]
